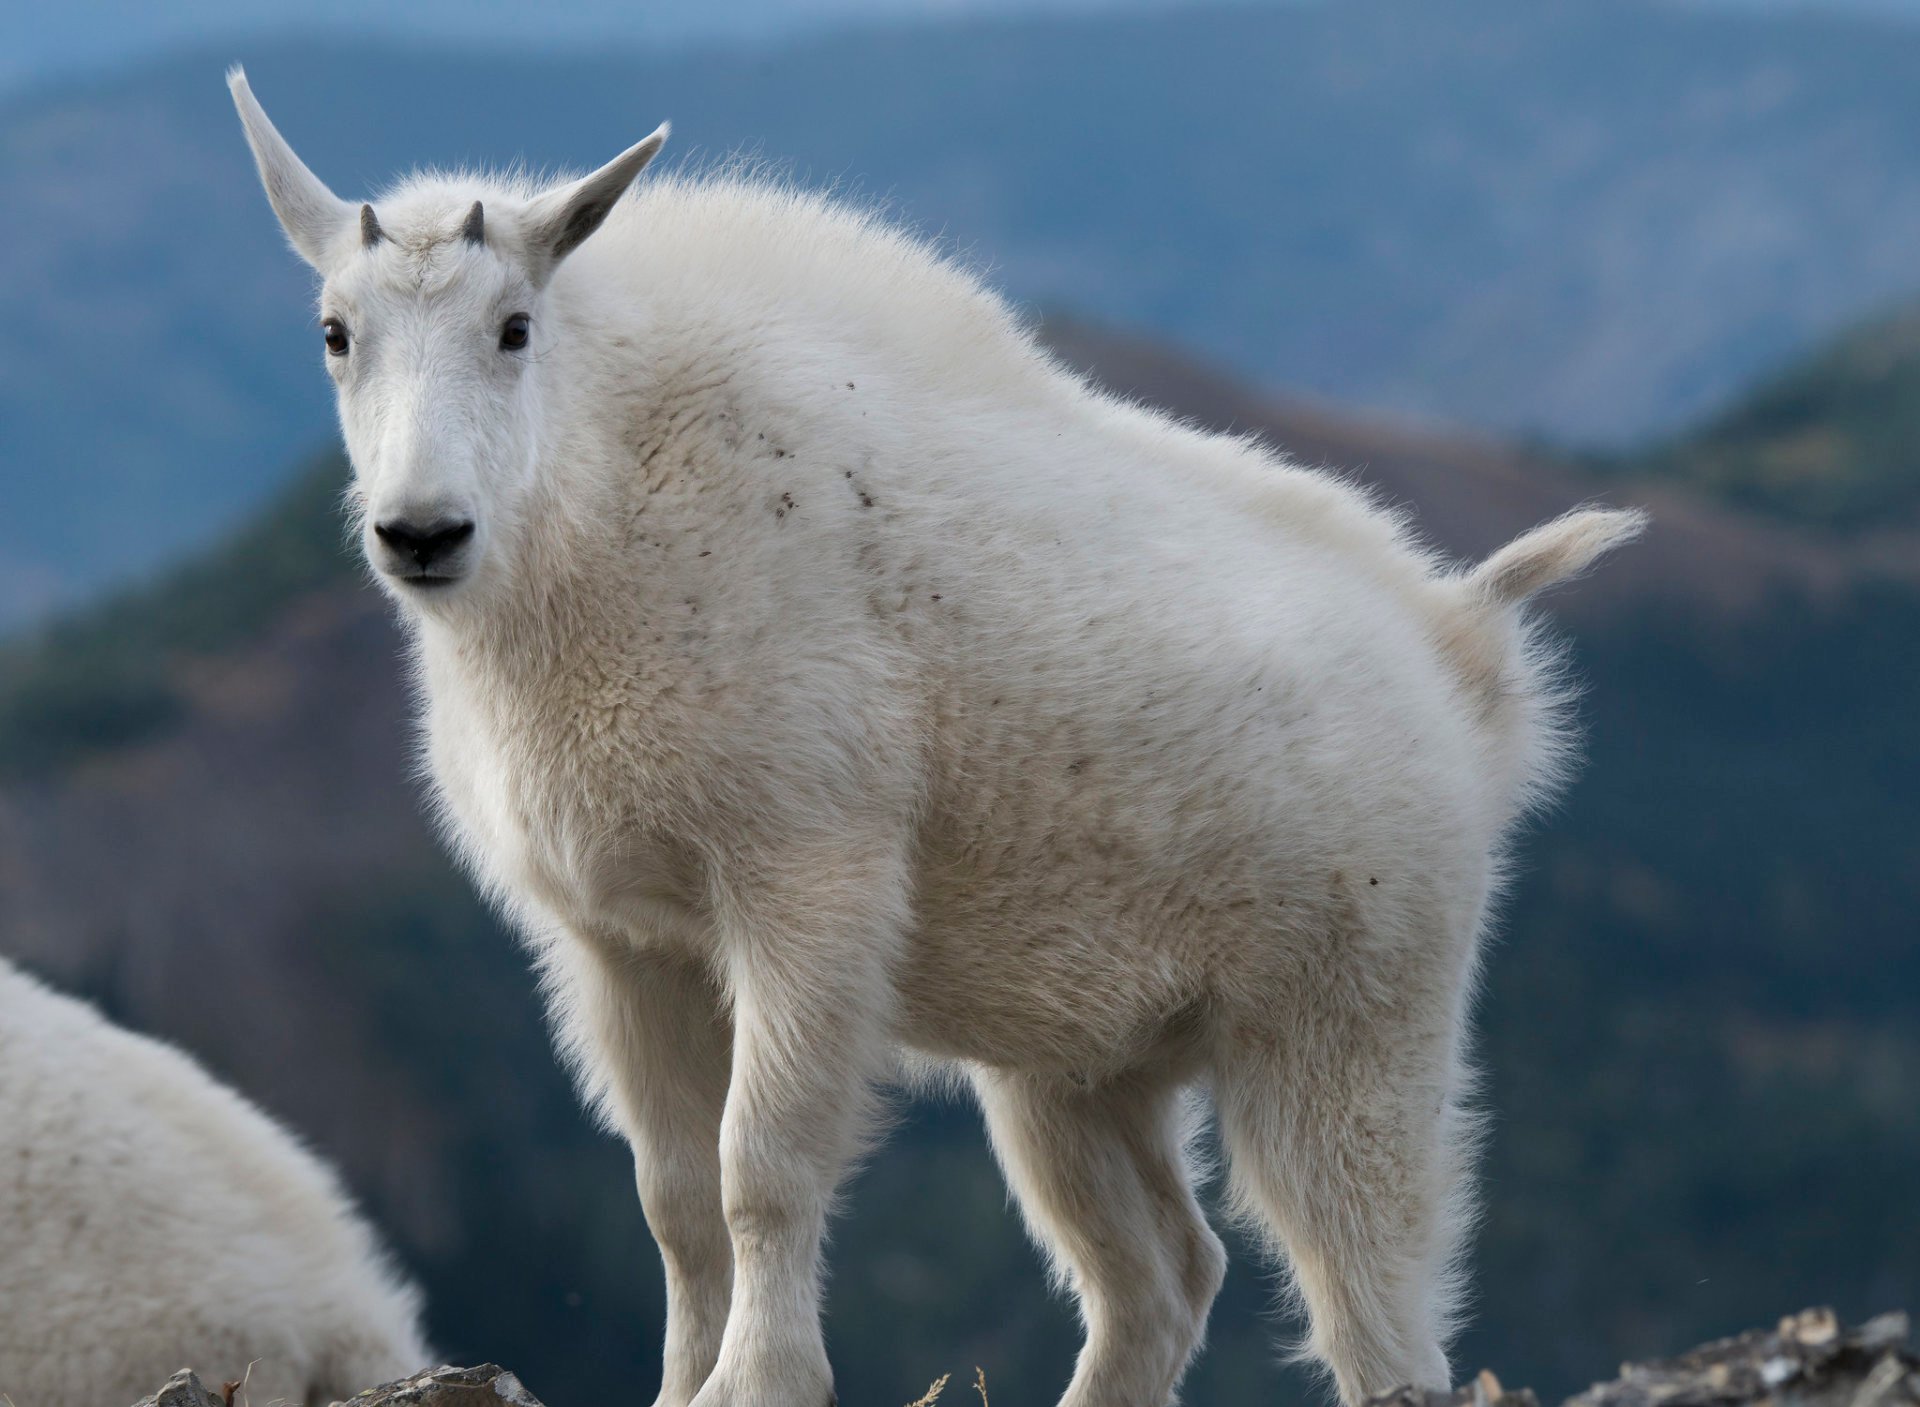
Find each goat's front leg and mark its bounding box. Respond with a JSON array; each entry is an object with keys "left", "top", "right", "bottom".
[
  {"left": 547, "top": 936, "right": 736, "bottom": 1407},
  {"left": 689, "top": 859, "right": 902, "bottom": 1407}
]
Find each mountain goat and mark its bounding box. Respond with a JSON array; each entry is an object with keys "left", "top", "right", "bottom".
[
  {"left": 0, "top": 958, "right": 430, "bottom": 1407},
  {"left": 232, "top": 68, "right": 1642, "bottom": 1407}
]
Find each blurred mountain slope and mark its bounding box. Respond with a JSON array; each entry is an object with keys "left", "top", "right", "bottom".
[
  {"left": 13, "top": 0, "right": 1920, "bottom": 619},
  {"left": 1629, "top": 300, "right": 1920, "bottom": 529},
  {"left": 0, "top": 321, "right": 1914, "bottom": 1403}
]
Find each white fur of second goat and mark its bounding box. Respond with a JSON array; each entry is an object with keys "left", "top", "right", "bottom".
[
  {"left": 231, "top": 66, "right": 1643, "bottom": 1407},
  {"left": 0, "top": 957, "right": 430, "bottom": 1407}
]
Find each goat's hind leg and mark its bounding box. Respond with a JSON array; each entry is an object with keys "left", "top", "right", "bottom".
[
  {"left": 1214, "top": 1014, "right": 1475, "bottom": 1406},
  {"left": 974, "top": 1070, "right": 1227, "bottom": 1407}
]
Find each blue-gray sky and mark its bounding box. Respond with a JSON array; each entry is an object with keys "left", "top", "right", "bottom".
[
  {"left": 5, "top": 0, "right": 1916, "bottom": 98},
  {"left": 1, "top": 0, "right": 1249, "bottom": 95}
]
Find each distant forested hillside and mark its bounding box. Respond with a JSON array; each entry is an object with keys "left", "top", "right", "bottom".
[
  {"left": 12, "top": 0, "right": 1920, "bottom": 621},
  {"left": 1, "top": 319, "right": 1913, "bottom": 1405},
  {"left": 1630, "top": 300, "right": 1920, "bottom": 529}
]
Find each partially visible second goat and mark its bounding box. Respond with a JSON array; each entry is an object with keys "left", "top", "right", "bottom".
[
  {"left": 234, "top": 69, "right": 1643, "bottom": 1407},
  {"left": 0, "top": 957, "right": 430, "bottom": 1407}
]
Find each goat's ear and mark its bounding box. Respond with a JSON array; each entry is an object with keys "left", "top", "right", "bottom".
[
  {"left": 523, "top": 124, "right": 669, "bottom": 280},
  {"left": 227, "top": 66, "right": 356, "bottom": 272}
]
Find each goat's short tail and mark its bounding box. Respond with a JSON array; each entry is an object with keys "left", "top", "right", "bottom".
[
  {"left": 1432, "top": 504, "right": 1646, "bottom": 819},
  {"left": 1463, "top": 506, "right": 1647, "bottom": 608}
]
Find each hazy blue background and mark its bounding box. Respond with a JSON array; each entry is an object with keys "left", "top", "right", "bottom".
[
  {"left": 9, "top": 0, "right": 1920, "bottom": 624},
  {"left": 0, "top": 3, "right": 1916, "bottom": 1406},
  {"left": 7, "top": 0, "right": 1920, "bottom": 97}
]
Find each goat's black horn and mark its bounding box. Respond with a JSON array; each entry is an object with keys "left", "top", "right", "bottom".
[
  {"left": 359, "top": 203, "right": 384, "bottom": 247},
  {"left": 461, "top": 200, "right": 485, "bottom": 246}
]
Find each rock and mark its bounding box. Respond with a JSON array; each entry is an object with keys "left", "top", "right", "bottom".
[
  {"left": 336, "top": 1364, "right": 546, "bottom": 1407},
  {"left": 1561, "top": 1309, "right": 1917, "bottom": 1407},
  {"left": 1363, "top": 1309, "right": 1919, "bottom": 1407},
  {"left": 130, "top": 1370, "right": 225, "bottom": 1407},
  {"left": 1368, "top": 1367, "right": 1543, "bottom": 1407},
  {"left": 128, "top": 1364, "right": 548, "bottom": 1407}
]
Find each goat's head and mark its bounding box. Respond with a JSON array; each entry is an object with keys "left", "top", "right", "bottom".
[{"left": 229, "top": 67, "right": 667, "bottom": 604}]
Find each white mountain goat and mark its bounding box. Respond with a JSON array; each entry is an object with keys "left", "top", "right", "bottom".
[
  {"left": 232, "top": 68, "right": 1643, "bottom": 1407},
  {"left": 0, "top": 957, "right": 430, "bottom": 1407}
]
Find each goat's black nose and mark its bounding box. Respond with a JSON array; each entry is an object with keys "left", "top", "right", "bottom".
[{"left": 374, "top": 518, "right": 475, "bottom": 571}]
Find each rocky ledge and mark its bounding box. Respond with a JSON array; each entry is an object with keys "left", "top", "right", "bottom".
[
  {"left": 132, "top": 1308, "right": 1914, "bottom": 1407},
  {"left": 1371, "top": 1310, "right": 1915, "bottom": 1407}
]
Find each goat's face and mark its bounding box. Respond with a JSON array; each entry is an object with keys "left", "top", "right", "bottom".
[
  {"left": 228, "top": 67, "right": 666, "bottom": 607},
  {"left": 316, "top": 222, "right": 539, "bottom": 597}
]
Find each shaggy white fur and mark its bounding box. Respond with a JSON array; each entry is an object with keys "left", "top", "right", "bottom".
[
  {"left": 233, "top": 68, "right": 1643, "bottom": 1407},
  {"left": 0, "top": 958, "right": 430, "bottom": 1407}
]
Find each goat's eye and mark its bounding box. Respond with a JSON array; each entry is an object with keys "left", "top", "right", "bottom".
[
  {"left": 321, "top": 318, "right": 350, "bottom": 356},
  {"left": 500, "top": 314, "right": 531, "bottom": 351}
]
